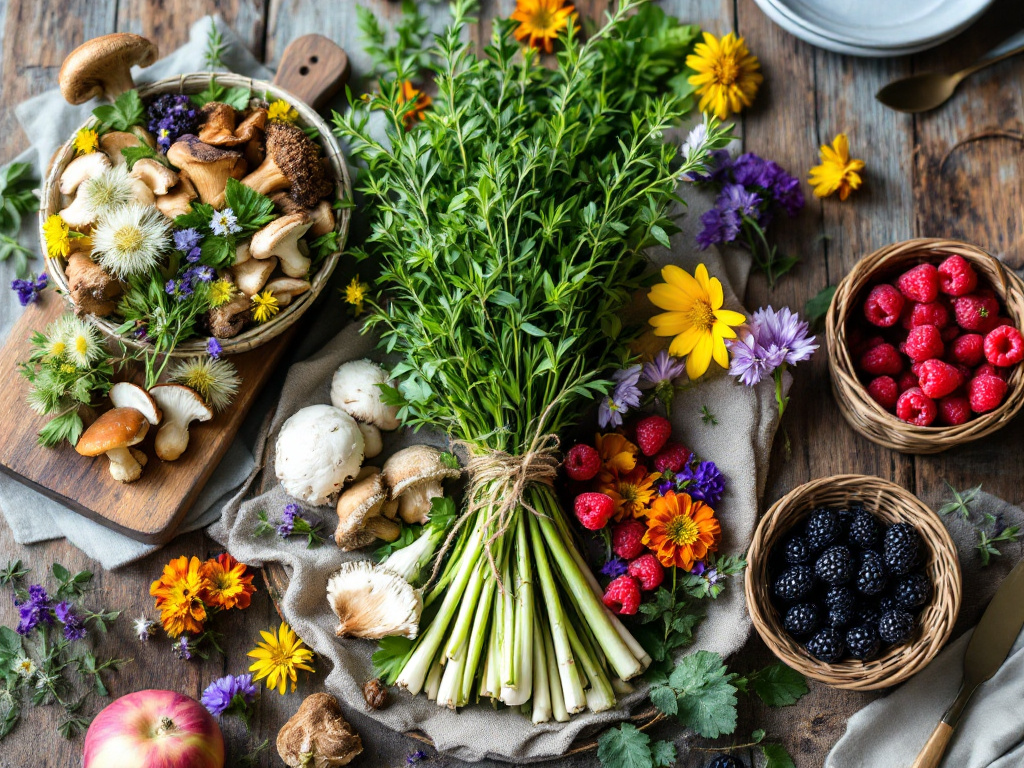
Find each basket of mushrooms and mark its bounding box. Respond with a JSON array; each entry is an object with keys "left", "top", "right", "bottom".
[{"left": 41, "top": 33, "right": 352, "bottom": 358}]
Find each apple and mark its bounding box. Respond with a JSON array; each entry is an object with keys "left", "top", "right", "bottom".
[{"left": 83, "top": 689, "right": 224, "bottom": 768}]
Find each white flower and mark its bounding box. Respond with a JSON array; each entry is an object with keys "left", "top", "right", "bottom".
[
  {"left": 170, "top": 356, "right": 241, "bottom": 412},
  {"left": 91, "top": 203, "right": 171, "bottom": 278},
  {"left": 62, "top": 316, "right": 104, "bottom": 367},
  {"left": 15, "top": 656, "right": 36, "bottom": 678},
  {"left": 680, "top": 120, "right": 710, "bottom": 165},
  {"left": 134, "top": 616, "right": 157, "bottom": 642},
  {"left": 81, "top": 164, "right": 135, "bottom": 218},
  {"left": 210, "top": 208, "right": 241, "bottom": 236}
]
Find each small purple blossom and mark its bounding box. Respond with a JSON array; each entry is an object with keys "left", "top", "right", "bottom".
[
  {"left": 165, "top": 279, "right": 177, "bottom": 295},
  {"left": 696, "top": 206, "right": 741, "bottom": 249},
  {"left": 718, "top": 183, "right": 762, "bottom": 220},
  {"left": 206, "top": 338, "right": 222, "bottom": 359},
  {"left": 656, "top": 478, "right": 674, "bottom": 496},
  {"left": 186, "top": 247, "right": 202, "bottom": 263},
  {"left": 598, "top": 365, "right": 643, "bottom": 429},
  {"left": 728, "top": 333, "right": 783, "bottom": 387},
  {"left": 600, "top": 557, "right": 629, "bottom": 578},
  {"left": 210, "top": 208, "right": 241, "bottom": 236},
  {"left": 173, "top": 228, "right": 201, "bottom": 252},
  {"left": 147, "top": 95, "right": 199, "bottom": 152},
  {"left": 679, "top": 460, "right": 725, "bottom": 507},
  {"left": 751, "top": 306, "right": 818, "bottom": 366},
  {"left": 690, "top": 560, "right": 706, "bottom": 576},
  {"left": 11, "top": 273, "right": 47, "bottom": 306},
  {"left": 407, "top": 751, "right": 428, "bottom": 765},
  {"left": 174, "top": 635, "right": 194, "bottom": 661},
  {"left": 201, "top": 673, "right": 258, "bottom": 717},
  {"left": 277, "top": 503, "right": 301, "bottom": 538},
  {"left": 14, "top": 585, "right": 52, "bottom": 636},
  {"left": 641, "top": 351, "right": 686, "bottom": 390}
]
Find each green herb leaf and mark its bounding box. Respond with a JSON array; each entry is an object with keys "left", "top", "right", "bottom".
[
  {"left": 92, "top": 90, "right": 145, "bottom": 132},
  {"left": 222, "top": 86, "right": 252, "bottom": 111},
  {"left": 649, "top": 740, "right": 676, "bottom": 768},
  {"left": 805, "top": 285, "right": 837, "bottom": 330},
  {"left": 597, "top": 723, "right": 653, "bottom": 768},
  {"left": 372, "top": 636, "right": 415, "bottom": 685},
  {"left": 938, "top": 481, "right": 982, "bottom": 520},
  {"left": 746, "top": 663, "right": 808, "bottom": 707},
  {"left": 121, "top": 144, "right": 167, "bottom": 171},
  {"left": 977, "top": 526, "right": 1021, "bottom": 567},
  {"left": 204, "top": 23, "right": 228, "bottom": 70},
  {"left": 223, "top": 178, "right": 276, "bottom": 235},
  {"left": 762, "top": 742, "right": 797, "bottom": 768},
  {"left": 667, "top": 650, "right": 738, "bottom": 738},
  {"left": 373, "top": 526, "right": 419, "bottom": 560}
]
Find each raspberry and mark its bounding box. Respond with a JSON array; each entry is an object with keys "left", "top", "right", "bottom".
[
  {"left": 969, "top": 374, "right": 1008, "bottom": 414},
  {"left": 611, "top": 519, "right": 647, "bottom": 560},
  {"left": 628, "top": 553, "right": 664, "bottom": 591},
  {"left": 896, "top": 388, "right": 937, "bottom": 426},
  {"left": 900, "top": 324, "right": 944, "bottom": 363},
  {"left": 574, "top": 492, "right": 614, "bottom": 530},
  {"left": 984, "top": 325, "right": 1024, "bottom": 367},
  {"left": 867, "top": 376, "right": 898, "bottom": 410},
  {"left": 853, "top": 334, "right": 886, "bottom": 358},
  {"left": 863, "top": 284, "right": 905, "bottom": 327},
  {"left": 859, "top": 343, "right": 903, "bottom": 376},
  {"left": 937, "top": 254, "right": 978, "bottom": 296},
  {"left": 938, "top": 396, "right": 971, "bottom": 426},
  {"left": 954, "top": 292, "right": 1000, "bottom": 332},
  {"left": 902, "top": 301, "right": 950, "bottom": 330},
  {"left": 564, "top": 443, "right": 601, "bottom": 481},
  {"left": 653, "top": 442, "right": 691, "bottom": 473},
  {"left": 635, "top": 414, "right": 672, "bottom": 457},
  {"left": 916, "top": 359, "right": 963, "bottom": 399},
  {"left": 897, "top": 371, "right": 919, "bottom": 393},
  {"left": 602, "top": 575, "right": 641, "bottom": 615},
  {"left": 975, "top": 363, "right": 1009, "bottom": 381},
  {"left": 897, "top": 263, "right": 940, "bottom": 303},
  {"left": 950, "top": 334, "right": 985, "bottom": 367}
]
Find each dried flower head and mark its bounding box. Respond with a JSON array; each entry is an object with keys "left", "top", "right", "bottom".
[
  {"left": 91, "top": 202, "right": 171, "bottom": 278},
  {"left": 63, "top": 317, "right": 104, "bottom": 368},
  {"left": 80, "top": 164, "right": 135, "bottom": 219},
  {"left": 169, "top": 355, "right": 241, "bottom": 412}
]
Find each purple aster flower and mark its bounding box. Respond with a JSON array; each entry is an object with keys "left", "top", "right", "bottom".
[
  {"left": 728, "top": 332, "right": 783, "bottom": 387},
  {"left": 751, "top": 306, "right": 818, "bottom": 366},
  {"left": 718, "top": 183, "right": 761, "bottom": 220},
  {"left": 704, "top": 567, "right": 720, "bottom": 586},
  {"left": 598, "top": 365, "right": 643, "bottom": 429},
  {"left": 173, "top": 228, "right": 201, "bottom": 252},
  {"left": 174, "top": 635, "right": 194, "bottom": 660},
  {"left": 186, "top": 246, "right": 202, "bottom": 263},
  {"left": 696, "top": 206, "right": 741, "bottom": 249},
  {"left": 193, "top": 265, "right": 215, "bottom": 282},
  {"left": 679, "top": 460, "right": 725, "bottom": 507},
  {"left": 15, "top": 585, "right": 52, "bottom": 635},
  {"left": 62, "top": 614, "right": 87, "bottom": 642},
  {"left": 206, "top": 338, "right": 222, "bottom": 359},
  {"left": 202, "top": 673, "right": 258, "bottom": 717},
  {"left": 656, "top": 478, "right": 674, "bottom": 496},
  {"left": 641, "top": 351, "right": 686, "bottom": 390},
  {"left": 730, "top": 153, "right": 767, "bottom": 188},
  {"left": 165, "top": 279, "right": 177, "bottom": 295},
  {"left": 210, "top": 208, "right": 241, "bottom": 236},
  {"left": 277, "top": 503, "right": 301, "bottom": 537},
  {"left": 759, "top": 161, "right": 804, "bottom": 217},
  {"left": 11, "top": 273, "right": 47, "bottom": 306},
  {"left": 600, "top": 557, "right": 629, "bottom": 578}
]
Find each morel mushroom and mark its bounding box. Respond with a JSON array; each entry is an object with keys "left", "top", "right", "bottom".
[
  {"left": 275, "top": 404, "right": 364, "bottom": 505},
  {"left": 276, "top": 693, "right": 362, "bottom": 768},
  {"left": 59, "top": 152, "right": 110, "bottom": 196},
  {"left": 326, "top": 560, "right": 421, "bottom": 639},
  {"left": 329, "top": 360, "right": 400, "bottom": 431},
  {"left": 58, "top": 33, "right": 158, "bottom": 104},
  {"left": 166, "top": 135, "right": 246, "bottom": 207},
  {"left": 382, "top": 445, "right": 460, "bottom": 525},
  {"left": 67, "top": 253, "right": 120, "bottom": 316},
  {"left": 109, "top": 382, "right": 161, "bottom": 425},
  {"left": 334, "top": 468, "right": 400, "bottom": 551},
  {"left": 249, "top": 212, "right": 312, "bottom": 278},
  {"left": 150, "top": 384, "right": 214, "bottom": 461},
  {"left": 240, "top": 121, "right": 333, "bottom": 207},
  {"left": 75, "top": 407, "right": 149, "bottom": 483}
]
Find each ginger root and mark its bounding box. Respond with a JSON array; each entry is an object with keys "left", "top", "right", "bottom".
[{"left": 67, "top": 252, "right": 120, "bottom": 316}]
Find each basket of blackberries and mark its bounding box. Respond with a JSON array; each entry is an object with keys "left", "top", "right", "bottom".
[{"left": 745, "top": 474, "right": 962, "bottom": 689}]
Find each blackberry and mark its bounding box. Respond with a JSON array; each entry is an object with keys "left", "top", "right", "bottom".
[
  {"left": 837, "top": 508, "right": 855, "bottom": 539},
  {"left": 806, "top": 627, "right": 845, "bottom": 663},
  {"left": 825, "top": 585, "right": 856, "bottom": 628},
  {"left": 845, "top": 625, "right": 882, "bottom": 660},
  {"left": 894, "top": 573, "right": 932, "bottom": 609},
  {"left": 878, "top": 609, "right": 915, "bottom": 645},
  {"left": 705, "top": 756, "right": 743, "bottom": 768},
  {"left": 805, "top": 508, "right": 841, "bottom": 552},
  {"left": 773, "top": 565, "right": 816, "bottom": 602},
  {"left": 884, "top": 523, "right": 921, "bottom": 576},
  {"left": 815, "top": 546, "right": 854, "bottom": 585},
  {"left": 855, "top": 603, "right": 881, "bottom": 627},
  {"left": 855, "top": 550, "right": 889, "bottom": 596},
  {"left": 878, "top": 596, "right": 899, "bottom": 615},
  {"left": 783, "top": 535, "right": 813, "bottom": 565},
  {"left": 784, "top": 603, "right": 820, "bottom": 637},
  {"left": 849, "top": 508, "right": 883, "bottom": 549}
]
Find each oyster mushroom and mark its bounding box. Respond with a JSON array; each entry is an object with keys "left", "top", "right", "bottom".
[
  {"left": 232, "top": 255, "right": 277, "bottom": 296},
  {"left": 128, "top": 176, "right": 155, "bottom": 206},
  {"left": 199, "top": 102, "right": 267, "bottom": 146},
  {"left": 276, "top": 693, "right": 362, "bottom": 768},
  {"left": 207, "top": 293, "right": 251, "bottom": 338},
  {"left": 150, "top": 384, "right": 214, "bottom": 461},
  {"left": 66, "top": 253, "right": 120, "bottom": 315},
  {"left": 59, "top": 152, "right": 110, "bottom": 196},
  {"left": 109, "top": 382, "right": 161, "bottom": 425},
  {"left": 249, "top": 212, "right": 312, "bottom": 278},
  {"left": 240, "top": 121, "right": 333, "bottom": 207},
  {"left": 100, "top": 130, "right": 152, "bottom": 166},
  {"left": 75, "top": 407, "right": 150, "bottom": 483},
  {"left": 334, "top": 468, "right": 401, "bottom": 551},
  {"left": 265, "top": 276, "right": 311, "bottom": 308},
  {"left": 234, "top": 239, "right": 251, "bottom": 266},
  {"left": 326, "top": 560, "right": 421, "bottom": 639},
  {"left": 329, "top": 359, "right": 400, "bottom": 431},
  {"left": 58, "top": 33, "right": 158, "bottom": 104},
  {"left": 166, "top": 134, "right": 246, "bottom": 207},
  {"left": 275, "top": 404, "right": 364, "bottom": 506},
  {"left": 155, "top": 177, "right": 197, "bottom": 220},
  {"left": 131, "top": 158, "right": 178, "bottom": 195},
  {"left": 382, "top": 445, "right": 460, "bottom": 525}
]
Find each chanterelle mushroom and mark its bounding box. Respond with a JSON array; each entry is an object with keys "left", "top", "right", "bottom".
[
  {"left": 249, "top": 212, "right": 312, "bottom": 278},
  {"left": 330, "top": 360, "right": 400, "bottom": 431},
  {"left": 58, "top": 33, "right": 158, "bottom": 104},
  {"left": 59, "top": 152, "right": 110, "bottom": 196},
  {"left": 334, "top": 468, "right": 401, "bottom": 551},
  {"left": 109, "top": 382, "right": 161, "bottom": 425},
  {"left": 275, "top": 404, "right": 364, "bottom": 506},
  {"left": 382, "top": 445, "right": 460, "bottom": 525},
  {"left": 166, "top": 134, "right": 246, "bottom": 207},
  {"left": 199, "top": 102, "right": 267, "bottom": 146},
  {"left": 75, "top": 407, "right": 149, "bottom": 483},
  {"left": 155, "top": 176, "right": 198, "bottom": 220},
  {"left": 240, "top": 122, "right": 333, "bottom": 207},
  {"left": 326, "top": 561, "right": 421, "bottom": 639},
  {"left": 131, "top": 158, "right": 178, "bottom": 195},
  {"left": 150, "top": 384, "right": 213, "bottom": 461},
  {"left": 276, "top": 693, "right": 362, "bottom": 768}
]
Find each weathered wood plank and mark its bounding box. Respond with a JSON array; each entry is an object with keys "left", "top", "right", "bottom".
[{"left": 115, "top": 0, "right": 266, "bottom": 59}]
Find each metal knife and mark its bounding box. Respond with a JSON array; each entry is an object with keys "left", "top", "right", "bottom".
[{"left": 910, "top": 559, "right": 1024, "bottom": 768}]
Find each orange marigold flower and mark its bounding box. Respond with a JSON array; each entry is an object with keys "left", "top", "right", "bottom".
[
  {"left": 598, "top": 466, "right": 661, "bottom": 520},
  {"left": 201, "top": 553, "right": 256, "bottom": 611},
  {"left": 642, "top": 491, "right": 721, "bottom": 570},
  {"left": 595, "top": 432, "right": 638, "bottom": 476},
  {"left": 397, "top": 81, "right": 431, "bottom": 130},
  {"left": 150, "top": 556, "right": 210, "bottom": 637}
]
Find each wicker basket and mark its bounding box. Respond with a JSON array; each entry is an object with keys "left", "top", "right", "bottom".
[
  {"left": 745, "top": 475, "right": 961, "bottom": 690},
  {"left": 40, "top": 72, "right": 353, "bottom": 357},
  {"left": 827, "top": 238, "right": 1024, "bottom": 454}
]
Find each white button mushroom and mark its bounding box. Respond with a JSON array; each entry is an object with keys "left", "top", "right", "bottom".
[
  {"left": 275, "top": 404, "right": 365, "bottom": 506},
  {"left": 357, "top": 422, "right": 383, "bottom": 459},
  {"left": 326, "top": 560, "right": 422, "bottom": 639},
  {"left": 149, "top": 384, "right": 214, "bottom": 461},
  {"left": 330, "top": 359, "right": 400, "bottom": 431},
  {"left": 381, "top": 445, "right": 460, "bottom": 525}
]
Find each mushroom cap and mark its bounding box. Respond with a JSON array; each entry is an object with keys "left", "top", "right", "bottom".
[
  {"left": 326, "top": 560, "right": 421, "bottom": 639},
  {"left": 263, "top": 122, "right": 334, "bottom": 207},
  {"left": 75, "top": 407, "right": 149, "bottom": 456},
  {"left": 99, "top": 131, "right": 147, "bottom": 166},
  {"left": 265, "top": 277, "right": 311, "bottom": 307},
  {"left": 357, "top": 422, "right": 383, "bottom": 459},
  {"left": 382, "top": 445, "right": 460, "bottom": 498},
  {"left": 59, "top": 34, "right": 158, "bottom": 105},
  {"left": 249, "top": 212, "right": 312, "bottom": 265},
  {"left": 276, "top": 693, "right": 362, "bottom": 768},
  {"left": 199, "top": 103, "right": 267, "bottom": 147},
  {"left": 329, "top": 359, "right": 401, "bottom": 431},
  {"left": 165, "top": 134, "right": 246, "bottom": 204},
  {"left": 232, "top": 255, "right": 277, "bottom": 296},
  {"left": 154, "top": 176, "right": 198, "bottom": 220},
  {"left": 275, "top": 404, "right": 364, "bottom": 506},
  {"left": 308, "top": 198, "right": 337, "bottom": 238},
  {"left": 109, "top": 382, "right": 162, "bottom": 425},
  {"left": 208, "top": 293, "right": 251, "bottom": 338},
  {"left": 334, "top": 469, "right": 389, "bottom": 550},
  {"left": 150, "top": 384, "right": 213, "bottom": 425},
  {"left": 131, "top": 158, "right": 178, "bottom": 195},
  {"left": 59, "top": 152, "right": 111, "bottom": 196}
]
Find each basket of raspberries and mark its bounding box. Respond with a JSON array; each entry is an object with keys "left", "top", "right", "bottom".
[
  {"left": 826, "top": 238, "right": 1024, "bottom": 454},
  {"left": 745, "top": 475, "right": 961, "bottom": 690}
]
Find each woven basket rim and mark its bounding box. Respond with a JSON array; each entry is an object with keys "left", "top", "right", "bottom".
[
  {"left": 744, "top": 474, "right": 962, "bottom": 690},
  {"left": 41, "top": 72, "right": 352, "bottom": 358},
  {"left": 826, "top": 238, "right": 1024, "bottom": 454}
]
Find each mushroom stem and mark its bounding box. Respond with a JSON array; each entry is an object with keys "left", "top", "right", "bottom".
[
  {"left": 106, "top": 445, "right": 143, "bottom": 483},
  {"left": 155, "top": 421, "right": 190, "bottom": 461},
  {"left": 398, "top": 481, "right": 444, "bottom": 525},
  {"left": 365, "top": 516, "right": 401, "bottom": 543}
]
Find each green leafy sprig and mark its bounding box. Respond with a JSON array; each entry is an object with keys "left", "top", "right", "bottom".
[
  {"left": 938, "top": 482, "right": 1022, "bottom": 566},
  {"left": 191, "top": 80, "right": 251, "bottom": 110},
  {"left": 0, "top": 162, "right": 40, "bottom": 277},
  {"left": 204, "top": 23, "right": 229, "bottom": 70},
  {"left": 92, "top": 90, "right": 145, "bottom": 132},
  {"left": 254, "top": 508, "right": 325, "bottom": 549}
]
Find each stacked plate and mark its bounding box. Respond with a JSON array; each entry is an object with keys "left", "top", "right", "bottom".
[{"left": 752, "top": 0, "right": 996, "bottom": 57}]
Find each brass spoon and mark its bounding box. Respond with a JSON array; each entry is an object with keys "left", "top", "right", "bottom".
[{"left": 876, "top": 29, "right": 1024, "bottom": 113}]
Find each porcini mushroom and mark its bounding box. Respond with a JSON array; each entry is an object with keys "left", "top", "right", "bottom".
[
  {"left": 75, "top": 407, "right": 150, "bottom": 483},
  {"left": 334, "top": 468, "right": 401, "bottom": 551},
  {"left": 100, "top": 131, "right": 151, "bottom": 166},
  {"left": 109, "top": 382, "right": 161, "bottom": 425},
  {"left": 275, "top": 404, "right": 364, "bottom": 505},
  {"left": 149, "top": 384, "right": 213, "bottom": 461},
  {"left": 265, "top": 277, "right": 311, "bottom": 308},
  {"left": 165, "top": 135, "right": 246, "bottom": 207},
  {"left": 357, "top": 422, "right": 382, "bottom": 459},
  {"left": 276, "top": 693, "right": 363, "bottom": 768},
  {"left": 58, "top": 33, "right": 158, "bottom": 104},
  {"left": 59, "top": 152, "right": 110, "bottom": 196},
  {"left": 67, "top": 253, "right": 120, "bottom": 315},
  {"left": 326, "top": 561, "right": 421, "bottom": 639},
  {"left": 249, "top": 213, "right": 312, "bottom": 278},
  {"left": 207, "top": 294, "right": 251, "bottom": 338},
  {"left": 199, "top": 103, "right": 267, "bottom": 146},
  {"left": 329, "top": 359, "right": 400, "bottom": 431},
  {"left": 382, "top": 445, "right": 460, "bottom": 525},
  {"left": 154, "top": 177, "right": 197, "bottom": 220},
  {"left": 131, "top": 158, "right": 178, "bottom": 195},
  {"left": 232, "top": 255, "right": 277, "bottom": 296},
  {"left": 240, "top": 122, "right": 333, "bottom": 207}
]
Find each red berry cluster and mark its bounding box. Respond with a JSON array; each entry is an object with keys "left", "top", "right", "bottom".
[{"left": 854, "top": 255, "right": 1021, "bottom": 426}]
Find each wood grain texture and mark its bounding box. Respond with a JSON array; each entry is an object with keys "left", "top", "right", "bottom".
[
  {"left": 273, "top": 34, "right": 351, "bottom": 109},
  {"left": 910, "top": 721, "right": 955, "bottom": 768}
]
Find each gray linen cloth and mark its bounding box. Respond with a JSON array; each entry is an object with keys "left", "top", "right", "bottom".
[
  {"left": 827, "top": 491, "right": 1024, "bottom": 768},
  {"left": 0, "top": 16, "right": 265, "bottom": 569}
]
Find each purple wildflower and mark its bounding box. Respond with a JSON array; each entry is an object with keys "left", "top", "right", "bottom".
[
  {"left": 173, "top": 228, "right": 201, "bottom": 252},
  {"left": 690, "top": 560, "right": 706, "bottom": 576},
  {"left": 656, "top": 478, "right": 674, "bottom": 496},
  {"left": 147, "top": 95, "right": 199, "bottom": 152},
  {"left": 641, "top": 351, "right": 686, "bottom": 390},
  {"left": 679, "top": 460, "right": 725, "bottom": 507},
  {"left": 759, "top": 161, "right": 804, "bottom": 217},
  {"left": 201, "top": 673, "right": 258, "bottom": 717},
  {"left": 407, "top": 751, "right": 428, "bottom": 765},
  {"left": 598, "top": 365, "right": 643, "bottom": 429},
  {"left": 206, "top": 338, "right": 222, "bottom": 359},
  {"left": 192, "top": 265, "right": 215, "bottom": 282},
  {"left": 277, "top": 504, "right": 300, "bottom": 537},
  {"left": 600, "top": 557, "right": 629, "bottom": 578},
  {"left": 165, "top": 279, "right": 177, "bottom": 295},
  {"left": 696, "top": 206, "right": 740, "bottom": 249},
  {"left": 730, "top": 153, "right": 767, "bottom": 188},
  {"left": 728, "top": 332, "right": 783, "bottom": 387},
  {"left": 15, "top": 585, "right": 52, "bottom": 635},
  {"left": 58, "top": 604, "right": 87, "bottom": 642},
  {"left": 718, "top": 183, "right": 761, "bottom": 220},
  {"left": 751, "top": 306, "right": 818, "bottom": 366},
  {"left": 11, "top": 273, "right": 47, "bottom": 306},
  {"left": 174, "top": 635, "right": 194, "bottom": 660},
  {"left": 704, "top": 567, "right": 720, "bottom": 587},
  {"left": 186, "top": 247, "right": 202, "bottom": 263}
]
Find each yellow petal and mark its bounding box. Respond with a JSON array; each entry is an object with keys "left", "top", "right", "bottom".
[
  {"left": 712, "top": 336, "right": 730, "bottom": 369},
  {"left": 707, "top": 276, "right": 724, "bottom": 309},
  {"left": 648, "top": 284, "right": 694, "bottom": 312},
  {"left": 686, "top": 333, "right": 714, "bottom": 378},
  {"left": 713, "top": 308, "right": 746, "bottom": 327},
  {"left": 660, "top": 265, "right": 702, "bottom": 299},
  {"left": 669, "top": 326, "right": 704, "bottom": 356}
]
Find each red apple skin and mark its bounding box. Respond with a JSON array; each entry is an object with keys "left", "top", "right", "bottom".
[{"left": 83, "top": 689, "right": 224, "bottom": 768}]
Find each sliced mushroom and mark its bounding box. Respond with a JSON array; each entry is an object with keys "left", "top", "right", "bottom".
[
  {"left": 165, "top": 134, "right": 246, "bottom": 207},
  {"left": 232, "top": 255, "right": 277, "bottom": 296},
  {"left": 67, "top": 252, "right": 120, "bottom": 315},
  {"left": 58, "top": 33, "right": 158, "bottom": 104},
  {"left": 265, "top": 277, "right": 311, "bottom": 308},
  {"left": 276, "top": 693, "right": 363, "bottom": 768},
  {"left": 382, "top": 445, "right": 460, "bottom": 525},
  {"left": 75, "top": 407, "right": 150, "bottom": 483},
  {"left": 330, "top": 360, "right": 400, "bottom": 431},
  {"left": 109, "top": 382, "right": 161, "bottom": 425},
  {"left": 100, "top": 131, "right": 149, "bottom": 167},
  {"left": 357, "top": 423, "right": 383, "bottom": 459},
  {"left": 249, "top": 213, "right": 312, "bottom": 278},
  {"left": 149, "top": 384, "right": 214, "bottom": 461},
  {"left": 275, "top": 404, "right": 364, "bottom": 506},
  {"left": 59, "top": 152, "right": 110, "bottom": 197},
  {"left": 207, "top": 294, "right": 251, "bottom": 338},
  {"left": 326, "top": 561, "right": 421, "bottom": 639},
  {"left": 131, "top": 158, "right": 178, "bottom": 195},
  {"left": 155, "top": 177, "right": 197, "bottom": 220},
  {"left": 334, "top": 469, "right": 401, "bottom": 551},
  {"left": 240, "top": 121, "right": 333, "bottom": 207}
]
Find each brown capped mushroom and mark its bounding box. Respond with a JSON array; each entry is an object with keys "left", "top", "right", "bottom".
[
  {"left": 265, "top": 277, "right": 311, "bottom": 307},
  {"left": 99, "top": 131, "right": 152, "bottom": 167},
  {"left": 269, "top": 190, "right": 304, "bottom": 216},
  {"left": 165, "top": 134, "right": 246, "bottom": 207},
  {"left": 233, "top": 255, "right": 277, "bottom": 296},
  {"left": 149, "top": 384, "right": 213, "bottom": 461},
  {"left": 207, "top": 294, "right": 251, "bottom": 338},
  {"left": 334, "top": 468, "right": 401, "bottom": 551},
  {"left": 250, "top": 212, "right": 312, "bottom": 278},
  {"left": 326, "top": 561, "right": 421, "bottom": 639},
  {"left": 75, "top": 407, "right": 150, "bottom": 483},
  {"left": 382, "top": 445, "right": 460, "bottom": 525},
  {"left": 199, "top": 103, "right": 267, "bottom": 147},
  {"left": 154, "top": 177, "right": 198, "bottom": 220},
  {"left": 276, "top": 693, "right": 362, "bottom": 768},
  {"left": 59, "top": 33, "right": 158, "bottom": 105},
  {"left": 109, "top": 382, "right": 161, "bottom": 425},
  {"left": 240, "top": 122, "right": 333, "bottom": 207},
  {"left": 131, "top": 158, "right": 178, "bottom": 195},
  {"left": 67, "top": 253, "right": 120, "bottom": 315}
]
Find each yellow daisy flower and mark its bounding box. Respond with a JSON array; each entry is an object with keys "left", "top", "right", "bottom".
[
  {"left": 267, "top": 99, "right": 299, "bottom": 123},
  {"left": 647, "top": 263, "right": 746, "bottom": 379},
  {"left": 248, "top": 622, "right": 315, "bottom": 695},
  {"left": 511, "top": 0, "right": 576, "bottom": 54},
  {"left": 809, "top": 133, "right": 865, "bottom": 201},
  {"left": 251, "top": 289, "right": 280, "bottom": 324},
  {"left": 42, "top": 214, "right": 72, "bottom": 259},
  {"left": 344, "top": 275, "right": 369, "bottom": 316},
  {"left": 686, "top": 32, "right": 763, "bottom": 120},
  {"left": 74, "top": 127, "right": 100, "bottom": 155},
  {"left": 209, "top": 278, "right": 235, "bottom": 308}
]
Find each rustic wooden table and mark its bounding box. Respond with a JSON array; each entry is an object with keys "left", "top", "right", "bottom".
[{"left": 3, "top": 0, "right": 1024, "bottom": 765}]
